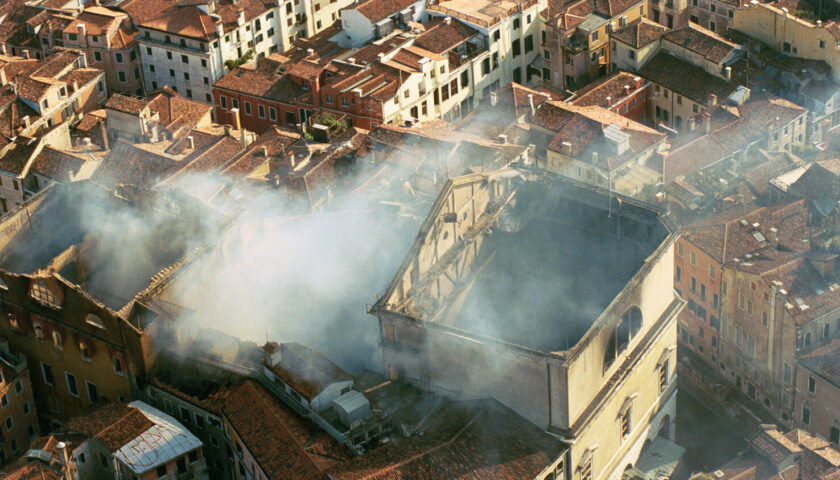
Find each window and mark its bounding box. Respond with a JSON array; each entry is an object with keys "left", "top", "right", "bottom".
[
  {"left": 341, "top": 97, "right": 349, "bottom": 107},
  {"left": 482, "top": 58, "right": 490, "bottom": 75},
  {"left": 805, "top": 332, "right": 812, "bottom": 346},
  {"left": 513, "top": 17, "right": 521, "bottom": 29},
  {"left": 220, "top": 96, "right": 227, "bottom": 109},
  {"left": 620, "top": 407, "right": 631, "bottom": 439},
  {"left": 1, "top": 395, "right": 7, "bottom": 407},
  {"left": 269, "top": 107, "right": 277, "bottom": 121},
  {"left": 258, "top": 105, "right": 265, "bottom": 118},
  {"left": 183, "top": 72, "right": 190, "bottom": 80},
  {"left": 169, "top": 69, "right": 175, "bottom": 77},
  {"left": 14, "top": 381, "right": 21, "bottom": 395},
  {"left": 86, "top": 381, "right": 99, "bottom": 403},
  {"left": 41, "top": 362, "right": 54, "bottom": 386},
  {"left": 79, "top": 342, "right": 91, "bottom": 362},
  {"left": 690, "top": 250, "right": 696, "bottom": 266},
  {"left": 808, "top": 376, "right": 816, "bottom": 394},
  {"left": 580, "top": 453, "right": 592, "bottom": 480},
  {"left": 65, "top": 372, "right": 79, "bottom": 397},
  {"left": 115, "top": 52, "right": 123, "bottom": 63},
  {"left": 180, "top": 406, "right": 190, "bottom": 422},
  {"left": 591, "top": 30, "right": 599, "bottom": 42},
  {"left": 525, "top": 35, "right": 534, "bottom": 53},
  {"left": 118, "top": 71, "right": 127, "bottom": 83},
  {"left": 659, "top": 359, "right": 669, "bottom": 392},
  {"left": 700, "top": 284, "right": 706, "bottom": 301},
  {"left": 802, "top": 404, "right": 811, "bottom": 425},
  {"left": 93, "top": 51, "right": 102, "bottom": 62},
  {"left": 194, "top": 413, "right": 204, "bottom": 429},
  {"left": 831, "top": 423, "right": 839, "bottom": 444},
  {"left": 5, "top": 417, "right": 12, "bottom": 431},
  {"left": 677, "top": 242, "right": 683, "bottom": 257},
  {"left": 33, "top": 321, "right": 44, "bottom": 341},
  {"left": 512, "top": 39, "right": 521, "bottom": 57},
  {"left": 22, "top": 403, "right": 29, "bottom": 416},
  {"left": 157, "top": 466, "right": 167, "bottom": 477},
  {"left": 709, "top": 265, "right": 715, "bottom": 280},
  {"left": 722, "top": 280, "right": 727, "bottom": 297},
  {"left": 149, "top": 65, "right": 155, "bottom": 73},
  {"left": 820, "top": 40, "right": 826, "bottom": 49},
  {"left": 784, "top": 363, "right": 792, "bottom": 384},
  {"left": 675, "top": 266, "right": 681, "bottom": 282},
  {"left": 691, "top": 277, "right": 696, "bottom": 293},
  {"left": 30, "top": 281, "right": 60, "bottom": 308},
  {"left": 244, "top": 101, "right": 252, "bottom": 115}
]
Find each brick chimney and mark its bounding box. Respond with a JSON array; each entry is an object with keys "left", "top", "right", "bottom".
[{"left": 230, "top": 107, "right": 241, "bottom": 130}]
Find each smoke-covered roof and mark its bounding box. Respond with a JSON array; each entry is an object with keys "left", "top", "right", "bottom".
[
  {"left": 380, "top": 169, "right": 671, "bottom": 353},
  {"left": 0, "top": 181, "right": 220, "bottom": 310}
]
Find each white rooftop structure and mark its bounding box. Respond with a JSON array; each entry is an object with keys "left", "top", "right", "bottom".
[{"left": 115, "top": 401, "right": 203, "bottom": 475}]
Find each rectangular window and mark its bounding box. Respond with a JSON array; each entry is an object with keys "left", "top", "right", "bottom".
[
  {"left": 659, "top": 360, "right": 669, "bottom": 392},
  {"left": 86, "top": 381, "right": 99, "bottom": 403},
  {"left": 803, "top": 405, "right": 811, "bottom": 425},
  {"left": 690, "top": 250, "right": 696, "bottom": 265},
  {"left": 183, "top": 72, "right": 190, "bottom": 80},
  {"left": 115, "top": 52, "right": 123, "bottom": 63},
  {"left": 675, "top": 266, "right": 681, "bottom": 282},
  {"left": 93, "top": 51, "right": 102, "bottom": 62},
  {"left": 709, "top": 265, "right": 715, "bottom": 280},
  {"left": 41, "top": 363, "right": 54, "bottom": 386},
  {"left": 512, "top": 39, "right": 521, "bottom": 57},
  {"left": 244, "top": 101, "right": 252, "bottom": 115},
  {"left": 65, "top": 372, "right": 79, "bottom": 397},
  {"left": 258, "top": 104, "right": 265, "bottom": 118},
  {"left": 269, "top": 107, "right": 277, "bottom": 121},
  {"left": 808, "top": 376, "right": 816, "bottom": 394},
  {"left": 118, "top": 71, "right": 126, "bottom": 83},
  {"left": 784, "top": 363, "right": 792, "bottom": 384},
  {"left": 524, "top": 35, "right": 534, "bottom": 53},
  {"left": 181, "top": 54, "right": 188, "bottom": 64}
]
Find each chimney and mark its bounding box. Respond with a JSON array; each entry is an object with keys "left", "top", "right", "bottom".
[
  {"left": 208, "top": 1, "right": 216, "bottom": 14},
  {"left": 307, "top": 48, "right": 315, "bottom": 56},
  {"left": 498, "top": 134, "right": 508, "bottom": 144},
  {"left": 634, "top": 76, "right": 642, "bottom": 89},
  {"left": 224, "top": 124, "right": 231, "bottom": 136},
  {"left": 624, "top": 84, "right": 630, "bottom": 96},
  {"left": 72, "top": 80, "right": 78, "bottom": 93},
  {"left": 592, "top": 151, "right": 598, "bottom": 165},
  {"left": 216, "top": 23, "right": 223, "bottom": 39},
  {"left": 704, "top": 113, "right": 711, "bottom": 133},
  {"left": 150, "top": 124, "right": 160, "bottom": 142},
  {"left": 606, "top": 95, "right": 612, "bottom": 107},
  {"left": 187, "top": 135, "right": 195, "bottom": 149},
  {"left": 237, "top": 10, "right": 245, "bottom": 26},
  {"left": 561, "top": 141, "right": 572, "bottom": 155},
  {"left": 22, "top": 50, "right": 30, "bottom": 59},
  {"left": 231, "top": 107, "right": 241, "bottom": 130},
  {"left": 0, "top": 68, "right": 6, "bottom": 86},
  {"left": 527, "top": 93, "right": 535, "bottom": 116},
  {"left": 444, "top": 16, "right": 452, "bottom": 24},
  {"left": 707, "top": 93, "right": 717, "bottom": 107},
  {"left": 261, "top": 145, "right": 268, "bottom": 156},
  {"left": 766, "top": 227, "right": 778, "bottom": 247},
  {"left": 490, "top": 92, "right": 497, "bottom": 106},
  {"left": 22, "top": 116, "right": 30, "bottom": 128},
  {"left": 290, "top": 152, "right": 296, "bottom": 168},
  {"left": 82, "top": 137, "right": 91, "bottom": 146},
  {"left": 817, "top": 19, "right": 822, "bottom": 26},
  {"left": 724, "top": 66, "right": 732, "bottom": 80},
  {"left": 77, "top": 23, "right": 86, "bottom": 39}
]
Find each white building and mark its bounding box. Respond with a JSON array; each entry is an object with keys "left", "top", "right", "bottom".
[{"left": 338, "top": 0, "right": 426, "bottom": 47}]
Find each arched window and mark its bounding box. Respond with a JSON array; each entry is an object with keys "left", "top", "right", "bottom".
[
  {"left": 79, "top": 342, "right": 91, "bottom": 362},
  {"left": 32, "top": 321, "right": 44, "bottom": 341},
  {"left": 604, "top": 307, "right": 645, "bottom": 371},
  {"left": 85, "top": 314, "right": 105, "bottom": 330},
  {"left": 29, "top": 281, "right": 60, "bottom": 309}
]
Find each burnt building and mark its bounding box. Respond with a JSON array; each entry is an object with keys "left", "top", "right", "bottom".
[
  {"left": 0, "top": 180, "right": 219, "bottom": 431},
  {"left": 371, "top": 167, "right": 683, "bottom": 480}
]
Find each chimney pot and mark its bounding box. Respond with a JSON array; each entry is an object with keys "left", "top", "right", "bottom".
[
  {"left": 624, "top": 84, "right": 630, "bottom": 95},
  {"left": 444, "top": 16, "right": 452, "bottom": 24},
  {"left": 490, "top": 92, "right": 497, "bottom": 106},
  {"left": 187, "top": 135, "right": 195, "bottom": 149},
  {"left": 230, "top": 107, "right": 241, "bottom": 130},
  {"left": 633, "top": 76, "right": 642, "bottom": 89},
  {"left": 498, "top": 134, "right": 507, "bottom": 144}
]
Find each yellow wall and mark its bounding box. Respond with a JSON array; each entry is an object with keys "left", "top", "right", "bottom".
[{"left": 734, "top": 4, "right": 840, "bottom": 81}]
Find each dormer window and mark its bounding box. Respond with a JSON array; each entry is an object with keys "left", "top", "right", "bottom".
[
  {"left": 30, "top": 281, "right": 60, "bottom": 309},
  {"left": 85, "top": 314, "right": 105, "bottom": 330}
]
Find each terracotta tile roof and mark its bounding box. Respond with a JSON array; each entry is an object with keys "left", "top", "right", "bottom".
[
  {"left": 533, "top": 100, "right": 664, "bottom": 170},
  {"left": 64, "top": 402, "right": 155, "bottom": 452},
  {"left": 64, "top": 9, "right": 123, "bottom": 36},
  {"left": 572, "top": 71, "right": 645, "bottom": 107},
  {"left": 116, "top": 0, "right": 176, "bottom": 24},
  {"left": 150, "top": 90, "right": 212, "bottom": 128},
  {"left": 179, "top": 134, "right": 245, "bottom": 173},
  {"left": 593, "top": 0, "right": 644, "bottom": 17},
  {"left": 639, "top": 52, "right": 736, "bottom": 103},
  {"left": 214, "top": 57, "right": 285, "bottom": 97},
  {"left": 352, "top": 0, "right": 418, "bottom": 23},
  {"left": 611, "top": 18, "right": 667, "bottom": 48},
  {"left": 105, "top": 94, "right": 149, "bottom": 115},
  {"left": 75, "top": 109, "right": 106, "bottom": 132},
  {"left": 327, "top": 399, "right": 566, "bottom": 480},
  {"left": 0, "top": 462, "right": 63, "bottom": 480},
  {"left": 681, "top": 200, "right": 812, "bottom": 265},
  {"left": 662, "top": 23, "right": 741, "bottom": 64},
  {"left": 223, "top": 127, "right": 300, "bottom": 177},
  {"left": 412, "top": 17, "right": 478, "bottom": 53},
  {"left": 223, "top": 380, "right": 341, "bottom": 480},
  {"left": 0, "top": 136, "right": 38, "bottom": 177},
  {"left": 265, "top": 342, "right": 353, "bottom": 401},
  {"left": 547, "top": 0, "right": 594, "bottom": 30},
  {"left": 29, "top": 146, "right": 100, "bottom": 181},
  {"left": 753, "top": 425, "right": 802, "bottom": 463},
  {"left": 140, "top": 0, "right": 273, "bottom": 40}
]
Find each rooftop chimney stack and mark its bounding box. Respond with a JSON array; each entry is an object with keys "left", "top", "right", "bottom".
[
  {"left": 561, "top": 141, "right": 572, "bottom": 155},
  {"left": 187, "top": 135, "right": 195, "bottom": 149},
  {"left": 707, "top": 93, "right": 718, "bottom": 107},
  {"left": 261, "top": 145, "right": 269, "bottom": 156},
  {"left": 634, "top": 76, "right": 642, "bottom": 89},
  {"left": 77, "top": 23, "right": 86, "bottom": 41},
  {"left": 490, "top": 92, "right": 497, "bottom": 106},
  {"left": 527, "top": 93, "right": 535, "bottom": 117},
  {"left": 724, "top": 66, "right": 732, "bottom": 80},
  {"left": 237, "top": 10, "right": 245, "bottom": 26},
  {"left": 444, "top": 16, "right": 452, "bottom": 24},
  {"left": 768, "top": 227, "right": 778, "bottom": 248},
  {"left": 231, "top": 107, "right": 241, "bottom": 130},
  {"left": 606, "top": 95, "right": 612, "bottom": 107},
  {"left": 57, "top": 441, "right": 72, "bottom": 480},
  {"left": 624, "top": 84, "right": 630, "bottom": 96},
  {"left": 498, "top": 134, "right": 508, "bottom": 144}
]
